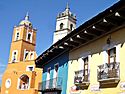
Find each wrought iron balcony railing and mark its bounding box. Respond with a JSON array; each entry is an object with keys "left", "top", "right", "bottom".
[
  {"left": 39, "top": 77, "right": 63, "bottom": 91},
  {"left": 97, "top": 62, "right": 120, "bottom": 82},
  {"left": 74, "top": 70, "right": 90, "bottom": 86}
]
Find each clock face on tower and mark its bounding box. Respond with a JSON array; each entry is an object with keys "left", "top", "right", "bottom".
[{"left": 5, "top": 78, "right": 11, "bottom": 88}]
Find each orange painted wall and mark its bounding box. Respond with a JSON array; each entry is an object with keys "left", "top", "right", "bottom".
[{"left": 1, "top": 61, "right": 42, "bottom": 94}]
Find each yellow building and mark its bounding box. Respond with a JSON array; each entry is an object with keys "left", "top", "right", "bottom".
[
  {"left": 1, "top": 13, "right": 42, "bottom": 94},
  {"left": 35, "top": 1, "right": 125, "bottom": 94},
  {"left": 67, "top": 1, "right": 125, "bottom": 94}
]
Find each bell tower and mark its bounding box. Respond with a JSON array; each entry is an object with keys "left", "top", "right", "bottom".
[
  {"left": 1, "top": 13, "right": 42, "bottom": 94},
  {"left": 53, "top": 3, "right": 77, "bottom": 43},
  {"left": 8, "top": 13, "right": 37, "bottom": 63}
]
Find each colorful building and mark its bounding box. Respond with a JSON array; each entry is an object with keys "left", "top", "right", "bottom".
[
  {"left": 36, "top": 1, "right": 125, "bottom": 94},
  {"left": 36, "top": 4, "right": 76, "bottom": 94},
  {"left": 1, "top": 13, "right": 42, "bottom": 94}
]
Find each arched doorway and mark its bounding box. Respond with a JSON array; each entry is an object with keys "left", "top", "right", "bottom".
[{"left": 18, "top": 74, "right": 30, "bottom": 90}]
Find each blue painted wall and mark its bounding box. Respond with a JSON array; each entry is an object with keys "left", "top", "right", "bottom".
[{"left": 42, "top": 51, "right": 69, "bottom": 94}]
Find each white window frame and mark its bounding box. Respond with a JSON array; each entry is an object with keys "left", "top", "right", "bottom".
[
  {"left": 78, "top": 57, "right": 84, "bottom": 70},
  {"left": 78, "top": 55, "right": 90, "bottom": 81},
  {"left": 17, "top": 78, "right": 20, "bottom": 90},
  {"left": 46, "top": 67, "right": 51, "bottom": 89},
  {"left": 17, "top": 74, "right": 31, "bottom": 90},
  {"left": 11, "top": 50, "right": 18, "bottom": 62},
  {"left": 60, "top": 23, "right": 64, "bottom": 30},
  {"left": 53, "top": 63, "right": 59, "bottom": 79},
  {"left": 29, "top": 52, "right": 34, "bottom": 60},
  {"left": 53, "top": 63, "right": 59, "bottom": 88},
  {"left": 26, "top": 29, "right": 33, "bottom": 42},
  {"left": 26, "top": 65, "right": 35, "bottom": 71},
  {"left": 15, "top": 31, "right": 20, "bottom": 41},
  {"left": 107, "top": 47, "right": 116, "bottom": 63},
  {"left": 103, "top": 44, "right": 120, "bottom": 64},
  {"left": 88, "top": 55, "right": 91, "bottom": 81},
  {"left": 102, "top": 51, "right": 108, "bottom": 64},
  {"left": 46, "top": 67, "right": 51, "bottom": 80},
  {"left": 115, "top": 44, "right": 120, "bottom": 62},
  {"left": 23, "top": 49, "right": 29, "bottom": 61},
  {"left": 70, "top": 24, "right": 73, "bottom": 31}
]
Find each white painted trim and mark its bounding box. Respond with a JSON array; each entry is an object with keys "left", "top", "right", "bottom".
[
  {"left": 28, "top": 78, "right": 31, "bottom": 90},
  {"left": 15, "top": 30, "right": 20, "bottom": 41},
  {"left": 53, "top": 63, "right": 59, "bottom": 88},
  {"left": 23, "top": 49, "right": 26, "bottom": 61},
  {"left": 88, "top": 55, "right": 91, "bottom": 81},
  {"left": 17, "top": 74, "right": 30, "bottom": 90},
  {"left": 102, "top": 51, "right": 108, "bottom": 64},
  {"left": 28, "top": 52, "right": 34, "bottom": 60},
  {"left": 26, "top": 27, "right": 33, "bottom": 43},
  {"left": 11, "top": 50, "right": 18, "bottom": 63},
  {"left": 5, "top": 78, "right": 11, "bottom": 89},
  {"left": 30, "top": 32, "right": 33, "bottom": 43},
  {"left": 26, "top": 28, "right": 28, "bottom": 41},
  {"left": 17, "top": 78, "right": 20, "bottom": 89},
  {"left": 46, "top": 67, "right": 51, "bottom": 80},
  {"left": 115, "top": 44, "right": 120, "bottom": 62},
  {"left": 46, "top": 67, "right": 51, "bottom": 89},
  {"left": 78, "top": 57, "right": 84, "bottom": 70},
  {"left": 53, "top": 63, "right": 59, "bottom": 79},
  {"left": 23, "top": 49, "right": 29, "bottom": 61},
  {"left": 26, "top": 65, "right": 35, "bottom": 71},
  {"left": 102, "top": 43, "right": 119, "bottom": 64}
]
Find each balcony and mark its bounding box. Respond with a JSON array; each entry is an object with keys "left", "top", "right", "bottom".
[
  {"left": 74, "top": 70, "right": 90, "bottom": 89},
  {"left": 97, "top": 62, "right": 120, "bottom": 86},
  {"left": 39, "top": 77, "right": 62, "bottom": 92}
]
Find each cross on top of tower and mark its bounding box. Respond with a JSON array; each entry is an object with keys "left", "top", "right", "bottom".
[
  {"left": 57, "top": 3, "right": 76, "bottom": 20},
  {"left": 25, "top": 12, "right": 29, "bottom": 21},
  {"left": 19, "top": 12, "right": 32, "bottom": 27},
  {"left": 66, "top": 2, "right": 70, "bottom": 11}
]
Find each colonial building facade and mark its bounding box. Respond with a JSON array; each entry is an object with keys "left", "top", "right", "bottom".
[
  {"left": 36, "top": 1, "right": 125, "bottom": 94},
  {"left": 1, "top": 14, "right": 42, "bottom": 94}
]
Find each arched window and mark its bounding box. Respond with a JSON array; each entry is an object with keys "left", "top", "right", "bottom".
[
  {"left": 60, "top": 23, "right": 64, "bottom": 30},
  {"left": 12, "top": 50, "right": 18, "bottom": 62},
  {"left": 18, "top": 74, "right": 29, "bottom": 90},
  {"left": 26, "top": 31, "right": 32, "bottom": 42},
  {"left": 70, "top": 24, "right": 73, "bottom": 31},
  {"left": 15, "top": 32, "right": 20, "bottom": 41},
  {"left": 24, "top": 50, "right": 29, "bottom": 61},
  {"left": 28, "top": 33, "right": 31, "bottom": 40},
  {"left": 30, "top": 53, "right": 34, "bottom": 60}
]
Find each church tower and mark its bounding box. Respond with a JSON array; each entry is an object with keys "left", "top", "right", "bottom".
[
  {"left": 1, "top": 13, "right": 42, "bottom": 94},
  {"left": 8, "top": 13, "right": 36, "bottom": 63},
  {"left": 53, "top": 3, "right": 76, "bottom": 43}
]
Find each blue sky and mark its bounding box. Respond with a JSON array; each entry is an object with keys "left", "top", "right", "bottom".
[{"left": 0, "top": 0, "right": 118, "bottom": 85}]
